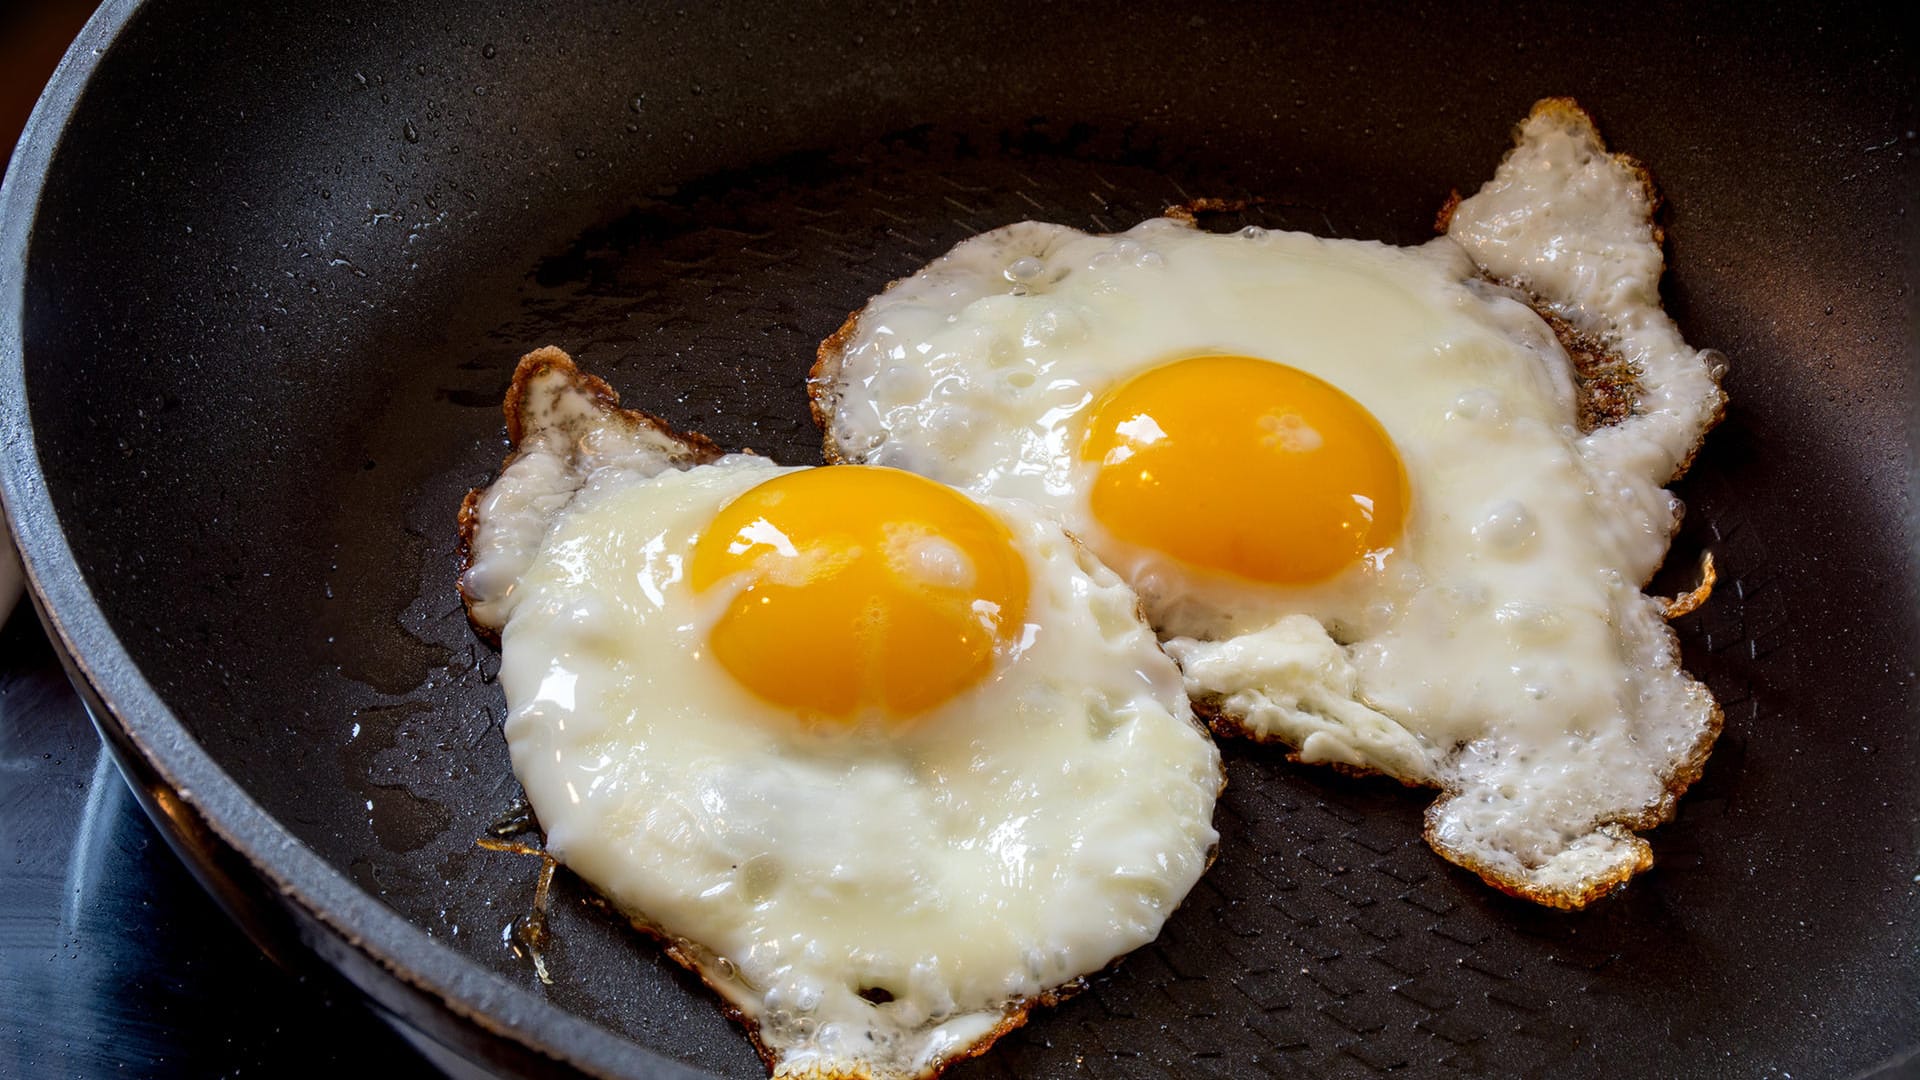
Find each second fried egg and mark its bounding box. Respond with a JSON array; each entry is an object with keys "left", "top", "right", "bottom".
[{"left": 810, "top": 101, "right": 1725, "bottom": 908}]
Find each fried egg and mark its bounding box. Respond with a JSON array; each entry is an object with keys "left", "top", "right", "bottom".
[
  {"left": 810, "top": 100, "right": 1726, "bottom": 908},
  {"left": 460, "top": 350, "right": 1222, "bottom": 1077}
]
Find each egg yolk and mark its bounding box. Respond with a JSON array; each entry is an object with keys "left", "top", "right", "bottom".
[
  {"left": 1080, "top": 354, "right": 1408, "bottom": 584},
  {"left": 689, "top": 466, "right": 1029, "bottom": 726}
]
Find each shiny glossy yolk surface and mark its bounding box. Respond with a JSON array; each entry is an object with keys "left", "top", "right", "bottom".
[
  {"left": 689, "top": 466, "right": 1029, "bottom": 725},
  {"left": 1080, "top": 354, "right": 1408, "bottom": 584}
]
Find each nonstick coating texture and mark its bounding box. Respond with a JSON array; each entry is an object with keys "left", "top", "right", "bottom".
[{"left": 13, "top": 1, "right": 1918, "bottom": 1076}]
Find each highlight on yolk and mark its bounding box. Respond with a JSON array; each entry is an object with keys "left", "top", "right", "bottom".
[
  {"left": 1079, "top": 354, "right": 1408, "bottom": 584},
  {"left": 688, "top": 466, "right": 1029, "bottom": 726}
]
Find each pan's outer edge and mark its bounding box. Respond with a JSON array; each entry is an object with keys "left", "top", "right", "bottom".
[{"left": 0, "top": 6, "right": 711, "bottom": 1080}]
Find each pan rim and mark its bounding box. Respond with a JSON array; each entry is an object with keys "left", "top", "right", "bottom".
[
  {"left": 5, "top": 6, "right": 1914, "bottom": 1077},
  {"left": 0, "top": 4, "right": 713, "bottom": 1078}
]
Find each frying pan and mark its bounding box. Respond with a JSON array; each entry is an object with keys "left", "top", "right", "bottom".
[{"left": 3, "top": 1, "right": 1915, "bottom": 1076}]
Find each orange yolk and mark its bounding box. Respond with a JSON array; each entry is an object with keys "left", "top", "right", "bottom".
[
  {"left": 1079, "top": 354, "right": 1408, "bottom": 584},
  {"left": 689, "top": 466, "right": 1029, "bottom": 726}
]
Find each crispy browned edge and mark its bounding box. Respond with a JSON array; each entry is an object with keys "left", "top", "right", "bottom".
[
  {"left": 454, "top": 346, "right": 723, "bottom": 644},
  {"left": 1661, "top": 552, "right": 1718, "bottom": 620},
  {"left": 809, "top": 311, "right": 865, "bottom": 464},
  {"left": 1161, "top": 195, "right": 1261, "bottom": 227},
  {"left": 805, "top": 97, "right": 1727, "bottom": 911},
  {"left": 1428, "top": 100, "right": 1728, "bottom": 903}
]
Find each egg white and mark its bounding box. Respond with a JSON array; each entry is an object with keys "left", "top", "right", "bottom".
[{"left": 498, "top": 454, "right": 1222, "bottom": 1076}]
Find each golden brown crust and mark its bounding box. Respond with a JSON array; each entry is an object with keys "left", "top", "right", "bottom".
[
  {"left": 1480, "top": 278, "right": 1726, "bottom": 483},
  {"left": 810, "top": 311, "right": 865, "bottom": 464},
  {"left": 1423, "top": 817, "right": 1653, "bottom": 911},
  {"left": 1160, "top": 196, "right": 1257, "bottom": 227},
  {"left": 499, "top": 346, "right": 725, "bottom": 458},
  {"left": 455, "top": 346, "right": 724, "bottom": 640},
  {"left": 1193, "top": 599, "right": 1723, "bottom": 911},
  {"left": 454, "top": 487, "right": 489, "bottom": 641},
  {"left": 1489, "top": 291, "right": 1724, "bottom": 478},
  {"left": 1422, "top": 690, "right": 1724, "bottom": 910},
  {"left": 1426, "top": 597, "right": 1726, "bottom": 908},
  {"left": 1661, "top": 552, "right": 1718, "bottom": 620},
  {"left": 1670, "top": 389, "right": 1728, "bottom": 480},
  {"left": 1537, "top": 306, "right": 1641, "bottom": 433},
  {"left": 1444, "top": 98, "right": 1722, "bottom": 468},
  {"left": 1200, "top": 683, "right": 1724, "bottom": 910}
]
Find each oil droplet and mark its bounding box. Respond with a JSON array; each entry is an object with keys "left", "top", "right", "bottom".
[
  {"left": 403, "top": 121, "right": 419, "bottom": 143},
  {"left": 482, "top": 43, "right": 497, "bottom": 59}
]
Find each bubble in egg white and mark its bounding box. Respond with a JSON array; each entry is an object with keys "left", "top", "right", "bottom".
[
  {"left": 1004, "top": 255, "right": 1045, "bottom": 283},
  {"left": 1472, "top": 501, "right": 1539, "bottom": 557},
  {"left": 1446, "top": 388, "right": 1509, "bottom": 427},
  {"left": 1494, "top": 600, "right": 1569, "bottom": 645}
]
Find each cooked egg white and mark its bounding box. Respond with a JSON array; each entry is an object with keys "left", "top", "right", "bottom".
[
  {"left": 812, "top": 101, "right": 1724, "bottom": 907},
  {"left": 483, "top": 445, "right": 1221, "bottom": 1077}
]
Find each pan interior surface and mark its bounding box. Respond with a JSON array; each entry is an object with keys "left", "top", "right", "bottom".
[{"left": 8, "top": 1, "right": 1915, "bottom": 1076}]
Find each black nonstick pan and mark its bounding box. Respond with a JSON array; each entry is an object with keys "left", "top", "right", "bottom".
[{"left": 3, "top": 1, "right": 1915, "bottom": 1077}]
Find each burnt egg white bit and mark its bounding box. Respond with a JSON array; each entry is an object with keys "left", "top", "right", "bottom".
[
  {"left": 460, "top": 349, "right": 1223, "bottom": 1079},
  {"left": 810, "top": 99, "right": 1726, "bottom": 910}
]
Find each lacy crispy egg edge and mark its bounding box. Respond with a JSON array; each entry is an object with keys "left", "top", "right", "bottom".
[
  {"left": 1432, "top": 97, "right": 1725, "bottom": 909},
  {"left": 456, "top": 346, "right": 723, "bottom": 641},
  {"left": 806, "top": 99, "right": 1726, "bottom": 911}
]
